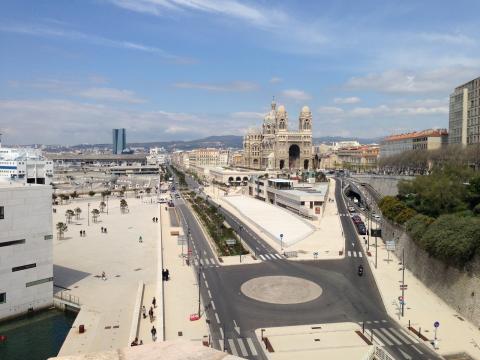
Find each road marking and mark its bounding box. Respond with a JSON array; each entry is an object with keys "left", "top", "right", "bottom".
[
  {"left": 373, "top": 329, "right": 394, "bottom": 346},
  {"left": 398, "top": 328, "right": 419, "bottom": 344},
  {"left": 259, "top": 254, "right": 266, "bottom": 260},
  {"left": 264, "top": 254, "right": 272, "bottom": 260},
  {"left": 358, "top": 252, "right": 363, "bottom": 258},
  {"left": 352, "top": 242, "right": 354, "bottom": 246},
  {"left": 205, "top": 281, "right": 209, "bottom": 289},
  {"left": 274, "top": 254, "right": 282, "bottom": 259},
  {"left": 347, "top": 251, "right": 352, "bottom": 257},
  {"left": 211, "top": 300, "right": 216, "bottom": 310},
  {"left": 246, "top": 338, "right": 258, "bottom": 356},
  {"left": 373, "top": 320, "right": 379, "bottom": 324},
  {"left": 202, "top": 272, "right": 206, "bottom": 280},
  {"left": 205, "top": 258, "right": 212, "bottom": 265},
  {"left": 380, "top": 328, "right": 402, "bottom": 345},
  {"left": 215, "top": 312, "right": 220, "bottom": 324},
  {"left": 388, "top": 328, "right": 411, "bottom": 344},
  {"left": 219, "top": 327, "right": 224, "bottom": 339},
  {"left": 366, "top": 321, "right": 372, "bottom": 324},
  {"left": 237, "top": 338, "right": 248, "bottom": 357},
  {"left": 194, "top": 259, "right": 198, "bottom": 266},
  {"left": 228, "top": 339, "right": 238, "bottom": 356},
  {"left": 216, "top": 339, "right": 222, "bottom": 350},
  {"left": 209, "top": 257, "right": 215, "bottom": 264},
  {"left": 353, "top": 251, "right": 357, "bottom": 257},
  {"left": 410, "top": 344, "right": 423, "bottom": 354},
  {"left": 208, "top": 290, "right": 212, "bottom": 298},
  {"left": 398, "top": 348, "right": 412, "bottom": 359},
  {"left": 204, "top": 250, "right": 207, "bottom": 255},
  {"left": 381, "top": 320, "right": 387, "bottom": 323}
]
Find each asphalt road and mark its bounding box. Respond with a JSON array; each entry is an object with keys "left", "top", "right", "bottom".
[{"left": 169, "top": 168, "right": 441, "bottom": 360}]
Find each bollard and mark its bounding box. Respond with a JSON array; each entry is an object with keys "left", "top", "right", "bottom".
[
  {"left": 362, "top": 322, "right": 365, "bottom": 334},
  {"left": 419, "top": 327, "right": 421, "bottom": 338},
  {"left": 408, "top": 320, "right": 410, "bottom": 329},
  {"left": 371, "top": 329, "right": 373, "bottom": 342}
]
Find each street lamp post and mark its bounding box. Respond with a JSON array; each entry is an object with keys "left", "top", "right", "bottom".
[
  {"left": 88, "top": 203, "right": 90, "bottom": 226},
  {"left": 280, "top": 233, "right": 284, "bottom": 253},
  {"left": 401, "top": 248, "right": 405, "bottom": 317},
  {"left": 197, "top": 264, "right": 202, "bottom": 317},
  {"left": 106, "top": 195, "right": 109, "bottom": 215}
]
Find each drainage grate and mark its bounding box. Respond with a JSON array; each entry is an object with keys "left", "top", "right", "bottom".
[
  {"left": 113, "top": 325, "right": 119, "bottom": 329},
  {"left": 105, "top": 326, "right": 111, "bottom": 329},
  {"left": 134, "top": 268, "right": 142, "bottom": 271},
  {"left": 311, "top": 326, "right": 322, "bottom": 329},
  {"left": 314, "top": 339, "right": 320, "bottom": 342},
  {"left": 178, "top": 331, "right": 183, "bottom": 336}
]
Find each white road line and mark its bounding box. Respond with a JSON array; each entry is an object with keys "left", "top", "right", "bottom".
[
  {"left": 353, "top": 251, "right": 357, "bottom": 257},
  {"left": 274, "top": 254, "right": 282, "bottom": 259},
  {"left": 374, "top": 329, "right": 394, "bottom": 346},
  {"left": 208, "top": 290, "right": 212, "bottom": 298},
  {"left": 371, "top": 333, "right": 385, "bottom": 347},
  {"left": 358, "top": 252, "right": 363, "bottom": 258},
  {"left": 204, "top": 258, "right": 211, "bottom": 265},
  {"left": 215, "top": 312, "right": 220, "bottom": 324},
  {"left": 380, "top": 328, "right": 402, "bottom": 345},
  {"left": 219, "top": 327, "right": 224, "bottom": 339},
  {"left": 194, "top": 259, "right": 198, "bottom": 266},
  {"left": 366, "top": 321, "right": 372, "bottom": 324},
  {"left": 205, "top": 281, "right": 209, "bottom": 289},
  {"left": 373, "top": 320, "right": 379, "bottom": 324},
  {"left": 381, "top": 320, "right": 387, "bottom": 323},
  {"left": 246, "top": 338, "right": 258, "bottom": 356},
  {"left": 216, "top": 339, "right": 222, "bottom": 350},
  {"left": 209, "top": 257, "right": 214, "bottom": 264},
  {"left": 264, "top": 254, "right": 272, "bottom": 260},
  {"left": 259, "top": 254, "right": 266, "bottom": 260},
  {"left": 410, "top": 344, "right": 423, "bottom": 354},
  {"left": 204, "top": 250, "right": 207, "bottom": 255},
  {"left": 237, "top": 338, "right": 248, "bottom": 357},
  {"left": 228, "top": 339, "right": 238, "bottom": 356},
  {"left": 347, "top": 250, "right": 352, "bottom": 257},
  {"left": 202, "top": 272, "right": 206, "bottom": 280},
  {"left": 211, "top": 300, "right": 216, "bottom": 310},
  {"left": 398, "top": 328, "right": 419, "bottom": 344},
  {"left": 388, "top": 328, "right": 411, "bottom": 344}
]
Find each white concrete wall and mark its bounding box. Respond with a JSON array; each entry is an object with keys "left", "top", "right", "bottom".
[{"left": 0, "top": 184, "right": 53, "bottom": 320}]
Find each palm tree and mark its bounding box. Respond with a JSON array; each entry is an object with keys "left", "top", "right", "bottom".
[
  {"left": 88, "top": 190, "right": 96, "bottom": 197},
  {"left": 91, "top": 209, "right": 100, "bottom": 223},
  {"left": 145, "top": 187, "right": 152, "bottom": 195},
  {"left": 99, "top": 201, "right": 106, "bottom": 213},
  {"left": 65, "top": 209, "right": 75, "bottom": 223},
  {"left": 74, "top": 207, "right": 82, "bottom": 220},
  {"left": 101, "top": 190, "right": 111, "bottom": 200},
  {"left": 70, "top": 191, "right": 79, "bottom": 199},
  {"left": 56, "top": 222, "right": 68, "bottom": 239},
  {"left": 120, "top": 199, "right": 128, "bottom": 214}
]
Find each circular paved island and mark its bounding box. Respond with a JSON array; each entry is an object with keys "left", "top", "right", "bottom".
[{"left": 241, "top": 276, "right": 322, "bottom": 304}]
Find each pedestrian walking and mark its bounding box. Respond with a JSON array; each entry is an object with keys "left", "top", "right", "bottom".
[
  {"left": 151, "top": 326, "right": 157, "bottom": 341},
  {"left": 142, "top": 305, "right": 146, "bottom": 319},
  {"left": 152, "top": 297, "right": 156, "bottom": 308},
  {"left": 101, "top": 271, "right": 106, "bottom": 281},
  {"left": 80, "top": 230, "right": 82, "bottom": 237},
  {"left": 165, "top": 269, "right": 170, "bottom": 281},
  {"left": 139, "top": 235, "right": 143, "bottom": 243},
  {"left": 149, "top": 307, "right": 154, "bottom": 322}
]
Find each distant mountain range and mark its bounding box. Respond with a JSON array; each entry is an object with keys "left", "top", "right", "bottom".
[{"left": 39, "top": 135, "right": 382, "bottom": 152}]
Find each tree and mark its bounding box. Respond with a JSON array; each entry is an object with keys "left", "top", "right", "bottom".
[
  {"left": 145, "top": 187, "right": 152, "bottom": 194},
  {"left": 101, "top": 190, "right": 111, "bottom": 199},
  {"left": 120, "top": 199, "right": 128, "bottom": 214},
  {"left": 59, "top": 194, "right": 69, "bottom": 204},
  {"left": 65, "top": 209, "right": 75, "bottom": 223},
  {"left": 91, "top": 209, "right": 100, "bottom": 223},
  {"left": 74, "top": 207, "right": 82, "bottom": 220},
  {"left": 52, "top": 194, "right": 57, "bottom": 201},
  {"left": 99, "top": 201, "right": 106, "bottom": 213},
  {"left": 70, "top": 191, "right": 79, "bottom": 199},
  {"left": 88, "top": 190, "right": 96, "bottom": 197},
  {"left": 56, "top": 222, "right": 68, "bottom": 239}
]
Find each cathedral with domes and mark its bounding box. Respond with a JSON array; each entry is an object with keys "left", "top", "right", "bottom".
[{"left": 243, "top": 99, "right": 313, "bottom": 171}]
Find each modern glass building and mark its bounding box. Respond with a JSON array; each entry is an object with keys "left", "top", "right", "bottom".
[{"left": 112, "top": 128, "right": 126, "bottom": 154}]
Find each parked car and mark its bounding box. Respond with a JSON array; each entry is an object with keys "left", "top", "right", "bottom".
[
  {"left": 348, "top": 206, "right": 355, "bottom": 213},
  {"left": 372, "top": 213, "right": 381, "bottom": 220}
]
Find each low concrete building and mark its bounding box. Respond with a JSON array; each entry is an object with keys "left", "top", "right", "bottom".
[
  {"left": 0, "top": 146, "right": 54, "bottom": 185},
  {"left": 209, "top": 167, "right": 264, "bottom": 185},
  {"left": 248, "top": 177, "right": 328, "bottom": 219},
  {"left": 0, "top": 181, "right": 53, "bottom": 321}
]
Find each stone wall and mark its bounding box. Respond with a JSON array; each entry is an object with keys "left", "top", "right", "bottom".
[{"left": 381, "top": 220, "right": 480, "bottom": 327}]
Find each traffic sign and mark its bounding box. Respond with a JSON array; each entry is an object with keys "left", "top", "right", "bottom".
[
  {"left": 226, "top": 239, "right": 236, "bottom": 246},
  {"left": 398, "top": 296, "right": 403, "bottom": 302},
  {"left": 280, "top": 233, "right": 284, "bottom": 239},
  {"left": 434, "top": 321, "right": 440, "bottom": 328},
  {"left": 386, "top": 240, "right": 396, "bottom": 251},
  {"left": 400, "top": 284, "right": 408, "bottom": 289}
]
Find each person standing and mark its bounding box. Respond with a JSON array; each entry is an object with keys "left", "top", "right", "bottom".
[
  {"left": 142, "top": 305, "right": 146, "bottom": 319},
  {"left": 152, "top": 297, "right": 156, "bottom": 308},
  {"left": 151, "top": 326, "right": 157, "bottom": 341}
]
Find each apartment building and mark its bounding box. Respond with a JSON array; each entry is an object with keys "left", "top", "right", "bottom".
[
  {"left": 380, "top": 129, "right": 448, "bottom": 157},
  {"left": 449, "top": 76, "right": 480, "bottom": 145}
]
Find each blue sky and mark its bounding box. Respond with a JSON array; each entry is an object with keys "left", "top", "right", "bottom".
[{"left": 1, "top": 0, "right": 480, "bottom": 145}]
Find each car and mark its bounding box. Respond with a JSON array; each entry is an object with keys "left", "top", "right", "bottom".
[
  {"left": 372, "top": 213, "right": 381, "bottom": 220},
  {"left": 348, "top": 206, "right": 355, "bottom": 213}
]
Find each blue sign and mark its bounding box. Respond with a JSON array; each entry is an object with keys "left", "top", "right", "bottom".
[{"left": 434, "top": 321, "right": 440, "bottom": 328}]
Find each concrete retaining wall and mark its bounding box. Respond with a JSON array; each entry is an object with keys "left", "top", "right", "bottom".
[
  {"left": 351, "top": 175, "right": 414, "bottom": 197},
  {"left": 381, "top": 220, "right": 480, "bottom": 327}
]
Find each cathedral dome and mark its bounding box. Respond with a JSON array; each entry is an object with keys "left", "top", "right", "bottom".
[
  {"left": 301, "top": 105, "right": 310, "bottom": 113},
  {"left": 277, "top": 105, "right": 286, "bottom": 113}
]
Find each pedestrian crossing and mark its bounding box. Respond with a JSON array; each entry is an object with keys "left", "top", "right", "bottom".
[
  {"left": 347, "top": 250, "right": 363, "bottom": 257},
  {"left": 192, "top": 257, "right": 219, "bottom": 268},
  {"left": 258, "top": 253, "right": 283, "bottom": 261},
  {"left": 360, "top": 322, "right": 423, "bottom": 353},
  {"left": 216, "top": 337, "right": 258, "bottom": 358}
]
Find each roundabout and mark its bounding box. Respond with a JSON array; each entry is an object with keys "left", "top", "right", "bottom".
[{"left": 240, "top": 276, "right": 323, "bottom": 305}]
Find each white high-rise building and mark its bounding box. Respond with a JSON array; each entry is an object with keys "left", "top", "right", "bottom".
[
  {"left": 0, "top": 145, "right": 54, "bottom": 185},
  {"left": 0, "top": 181, "right": 53, "bottom": 321}
]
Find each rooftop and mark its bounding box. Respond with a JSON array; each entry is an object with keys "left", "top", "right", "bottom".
[{"left": 383, "top": 129, "right": 448, "bottom": 142}]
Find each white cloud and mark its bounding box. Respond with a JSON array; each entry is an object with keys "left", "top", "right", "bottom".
[
  {"left": 230, "top": 111, "right": 264, "bottom": 119},
  {"left": 317, "top": 106, "right": 344, "bottom": 115},
  {"left": 78, "top": 87, "right": 146, "bottom": 103},
  {"left": 346, "top": 66, "right": 480, "bottom": 94},
  {"left": 173, "top": 81, "right": 258, "bottom": 92},
  {"left": 419, "top": 32, "right": 476, "bottom": 46},
  {"left": 281, "top": 89, "right": 311, "bottom": 101},
  {"left": 334, "top": 96, "right": 360, "bottom": 104},
  {"left": 0, "top": 23, "right": 194, "bottom": 64},
  {"left": 269, "top": 77, "right": 282, "bottom": 84}
]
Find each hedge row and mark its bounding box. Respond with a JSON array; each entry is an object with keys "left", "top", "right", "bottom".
[{"left": 378, "top": 196, "right": 417, "bottom": 225}]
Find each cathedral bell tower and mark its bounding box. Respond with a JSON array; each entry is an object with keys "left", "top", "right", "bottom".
[{"left": 299, "top": 105, "right": 312, "bottom": 132}]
